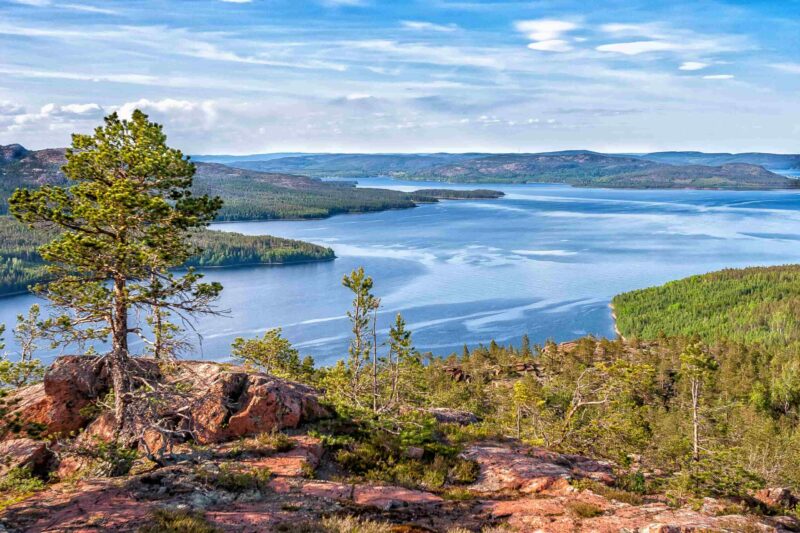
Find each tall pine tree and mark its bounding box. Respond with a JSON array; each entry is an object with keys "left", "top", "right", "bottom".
[{"left": 10, "top": 110, "right": 223, "bottom": 441}]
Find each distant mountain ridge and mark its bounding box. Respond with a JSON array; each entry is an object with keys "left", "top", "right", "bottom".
[
  {"left": 0, "top": 145, "right": 503, "bottom": 220},
  {"left": 639, "top": 151, "right": 800, "bottom": 170},
  {"left": 213, "top": 150, "right": 799, "bottom": 189}
]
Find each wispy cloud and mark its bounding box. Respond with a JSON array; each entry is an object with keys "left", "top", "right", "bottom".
[
  {"left": 58, "top": 3, "right": 118, "bottom": 14},
  {"left": 679, "top": 61, "right": 709, "bottom": 71},
  {"left": 320, "top": 0, "right": 368, "bottom": 6},
  {"left": 702, "top": 74, "right": 734, "bottom": 80},
  {"left": 401, "top": 20, "right": 459, "bottom": 32},
  {"left": 771, "top": 63, "right": 800, "bottom": 74}
]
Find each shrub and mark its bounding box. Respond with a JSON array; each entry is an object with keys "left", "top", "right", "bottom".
[
  {"left": 442, "top": 487, "right": 476, "bottom": 500},
  {"left": 255, "top": 430, "right": 295, "bottom": 453},
  {"left": 566, "top": 501, "right": 604, "bottom": 518},
  {"left": 196, "top": 463, "right": 272, "bottom": 493},
  {"left": 139, "top": 508, "right": 220, "bottom": 533},
  {"left": 572, "top": 479, "right": 643, "bottom": 505},
  {"left": 0, "top": 467, "right": 46, "bottom": 493},
  {"left": 320, "top": 515, "right": 395, "bottom": 533},
  {"left": 665, "top": 454, "right": 764, "bottom": 502},
  {"left": 616, "top": 471, "right": 647, "bottom": 494},
  {"left": 448, "top": 458, "right": 480, "bottom": 484},
  {"left": 85, "top": 440, "right": 138, "bottom": 477}
]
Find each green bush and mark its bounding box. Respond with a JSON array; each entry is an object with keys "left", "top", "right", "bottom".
[
  {"left": 0, "top": 467, "right": 46, "bottom": 493},
  {"left": 196, "top": 463, "right": 272, "bottom": 493},
  {"left": 566, "top": 501, "right": 604, "bottom": 518},
  {"left": 139, "top": 508, "right": 220, "bottom": 533}
]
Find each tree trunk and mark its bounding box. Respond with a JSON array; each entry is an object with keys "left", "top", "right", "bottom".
[
  {"left": 372, "top": 309, "right": 378, "bottom": 413},
  {"left": 111, "top": 276, "right": 132, "bottom": 441},
  {"left": 691, "top": 379, "right": 700, "bottom": 461}
]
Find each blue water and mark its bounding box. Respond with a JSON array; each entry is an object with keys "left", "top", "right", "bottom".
[{"left": 2, "top": 180, "right": 800, "bottom": 365}]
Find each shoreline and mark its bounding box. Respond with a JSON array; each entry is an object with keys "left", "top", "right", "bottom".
[
  {"left": 0, "top": 255, "right": 337, "bottom": 300},
  {"left": 609, "top": 303, "right": 625, "bottom": 341}
]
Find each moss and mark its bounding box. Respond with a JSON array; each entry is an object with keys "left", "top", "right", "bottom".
[
  {"left": 138, "top": 508, "right": 220, "bottom": 533},
  {"left": 565, "top": 501, "right": 604, "bottom": 519},
  {"left": 571, "top": 479, "right": 644, "bottom": 505},
  {"left": 196, "top": 463, "right": 272, "bottom": 493}
]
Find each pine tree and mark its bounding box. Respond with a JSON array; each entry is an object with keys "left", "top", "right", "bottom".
[
  {"left": 680, "top": 341, "right": 719, "bottom": 461},
  {"left": 9, "top": 110, "right": 222, "bottom": 441},
  {"left": 342, "top": 267, "right": 379, "bottom": 409}
]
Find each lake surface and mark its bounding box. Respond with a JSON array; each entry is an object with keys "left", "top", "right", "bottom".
[{"left": 2, "top": 179, "right": 800, "bottom": 365}]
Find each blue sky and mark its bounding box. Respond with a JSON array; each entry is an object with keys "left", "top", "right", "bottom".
[{"left": 1, "top": 0, "right": 798, "bottom": 153}]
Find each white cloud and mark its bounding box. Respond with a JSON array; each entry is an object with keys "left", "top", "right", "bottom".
[
  {"left": 771, "top": 63, "right": 800, "bottom": 74},
  {"left": 58, "top": 3, "right": 118, "bottom": 14},
  {"left": 596, "top": 40, "right": 680, "bottom": 55},
  {"left": 9, "top": 0, "right": 51, "bottom": 5},
  {"left": 600, "top": 23, "right": 665, "bottom": 39},
  {"left": 527, "top": 40, "right": 571, "bottom": 52},
  {"left": 401, "top": 20, "right": 459, "bottom": 32},
  {"left": 515, "top": 19, "right": 578, "bottom": 53},
  {"left": 220, "top": 0, "right": 252, "bottom": 3},
  {"left": 679, "top": 61, "right": 709, "bottom": 71},
  {"left": 60, "top": 103, "right": 102, "bottom": 114},
  {"left": 320, "top": 0, "right": 367, "bottom": 6},
  {"left": 515, "top": 19, "right": 577, "bottom": 41},
  {"left": 702, "top": 74, "right": 734, "bottom": 80}
]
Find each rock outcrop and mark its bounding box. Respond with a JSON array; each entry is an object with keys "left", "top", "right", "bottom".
[
  {"left": 0, "top": 436, "right": 796, "bottom": 532},
  {"left": 0, "top": 356, "right": 330, "bottom": 451},
  {"left": 0, "top": 438, "right": 53, "bottom": 477},
  {"left": 463, "top": 442, "right": 614, "bottom": 494}
]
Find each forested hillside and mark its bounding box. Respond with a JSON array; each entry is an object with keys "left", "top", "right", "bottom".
[
  {"left": 216, "top": 150, "right": 799, "bottom": 189},
  {"left": 0, "top": 217, "right": 334, "bottom": 296},
  {"left": 0, "top": 146, "right": 505, "bottom": 220},
  {"left": 612, "top": 265, "right": 800, "bottom": 350}
]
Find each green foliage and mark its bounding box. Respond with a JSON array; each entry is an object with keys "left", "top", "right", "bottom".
[
  {"left": 139, "top": 508, "right": 220, "bottom": 533},
  {"left": 572, "top": 479, "right": 644, "bottom": 505},
  {"left": 0, "top": 305, "right": 47, "bottom": 390},
  {"left": 666, "top": 452, "right": 764, "bottom": 502},
  {"left": 0, "top": 467, "right": 46, "bottom": 493},
  {"left": 232, "top": 328, "right": 303, "bottom": 379},
  {"left": 0, "top": 216, "right": 333, "bottom": 297},
  {"left": 613, "top": 265, "right": 800, "bottom": 351},
  {"left": 196, "top": 463, "right": 272, "bottom": 492},
  {"left": 254, "top": 430, "right": 295, "bottom": 453},
  {"left": 78, "top": 438, "right": 139, "bottom": 477},
  {"left": 565, "top": 501, "right": 604, "bottom": 518}
]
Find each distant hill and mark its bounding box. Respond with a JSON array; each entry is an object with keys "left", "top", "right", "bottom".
[
  {"left": 217, "top": 150, "right": 798, "bottom": 189},
  {"left": 0, "top": 145, "right": 503, "bottom": 221},
  {"left": 639, "top": 151, "right": 800, "bottom": 171},
  {"left": 0, "top": 145, "right": 419, "bottom": 220},
  {"left": 231, "top": 153, "right": 482, "bottom": 178}
]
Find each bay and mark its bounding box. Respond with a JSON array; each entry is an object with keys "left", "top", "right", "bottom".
[{"left": 1, "top": 179, "right": 800, "bottom": 365}]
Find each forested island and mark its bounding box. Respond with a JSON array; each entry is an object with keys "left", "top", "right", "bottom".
[{"left": 0, "top": 217, "right": 334, "bottom": 296}]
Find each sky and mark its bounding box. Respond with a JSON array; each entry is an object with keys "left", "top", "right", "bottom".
[{"left": 0, "top": 0, "right": 799, "bottom": 154}]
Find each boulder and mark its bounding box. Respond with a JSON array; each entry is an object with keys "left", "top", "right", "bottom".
[
  {"left": 755, "top": 487, "right": 799, "bottom": 510},
  {"left": 176, "top": 363, "right": 329, "bottom": 444},
  {"left": 1, "top": 357, "right": 329, "bottom": 452},
  {"left": 0, "top": 356, "right": 111, "bottom": 439},
  {"left": 463, "top": 442, "right": 614, "bottom": 495},
  {"left": 426, "top": 407, "right": 479, "bottom": 426},
  {"left": 0, "top": 438, "right": 53, "bottom": 477}
]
